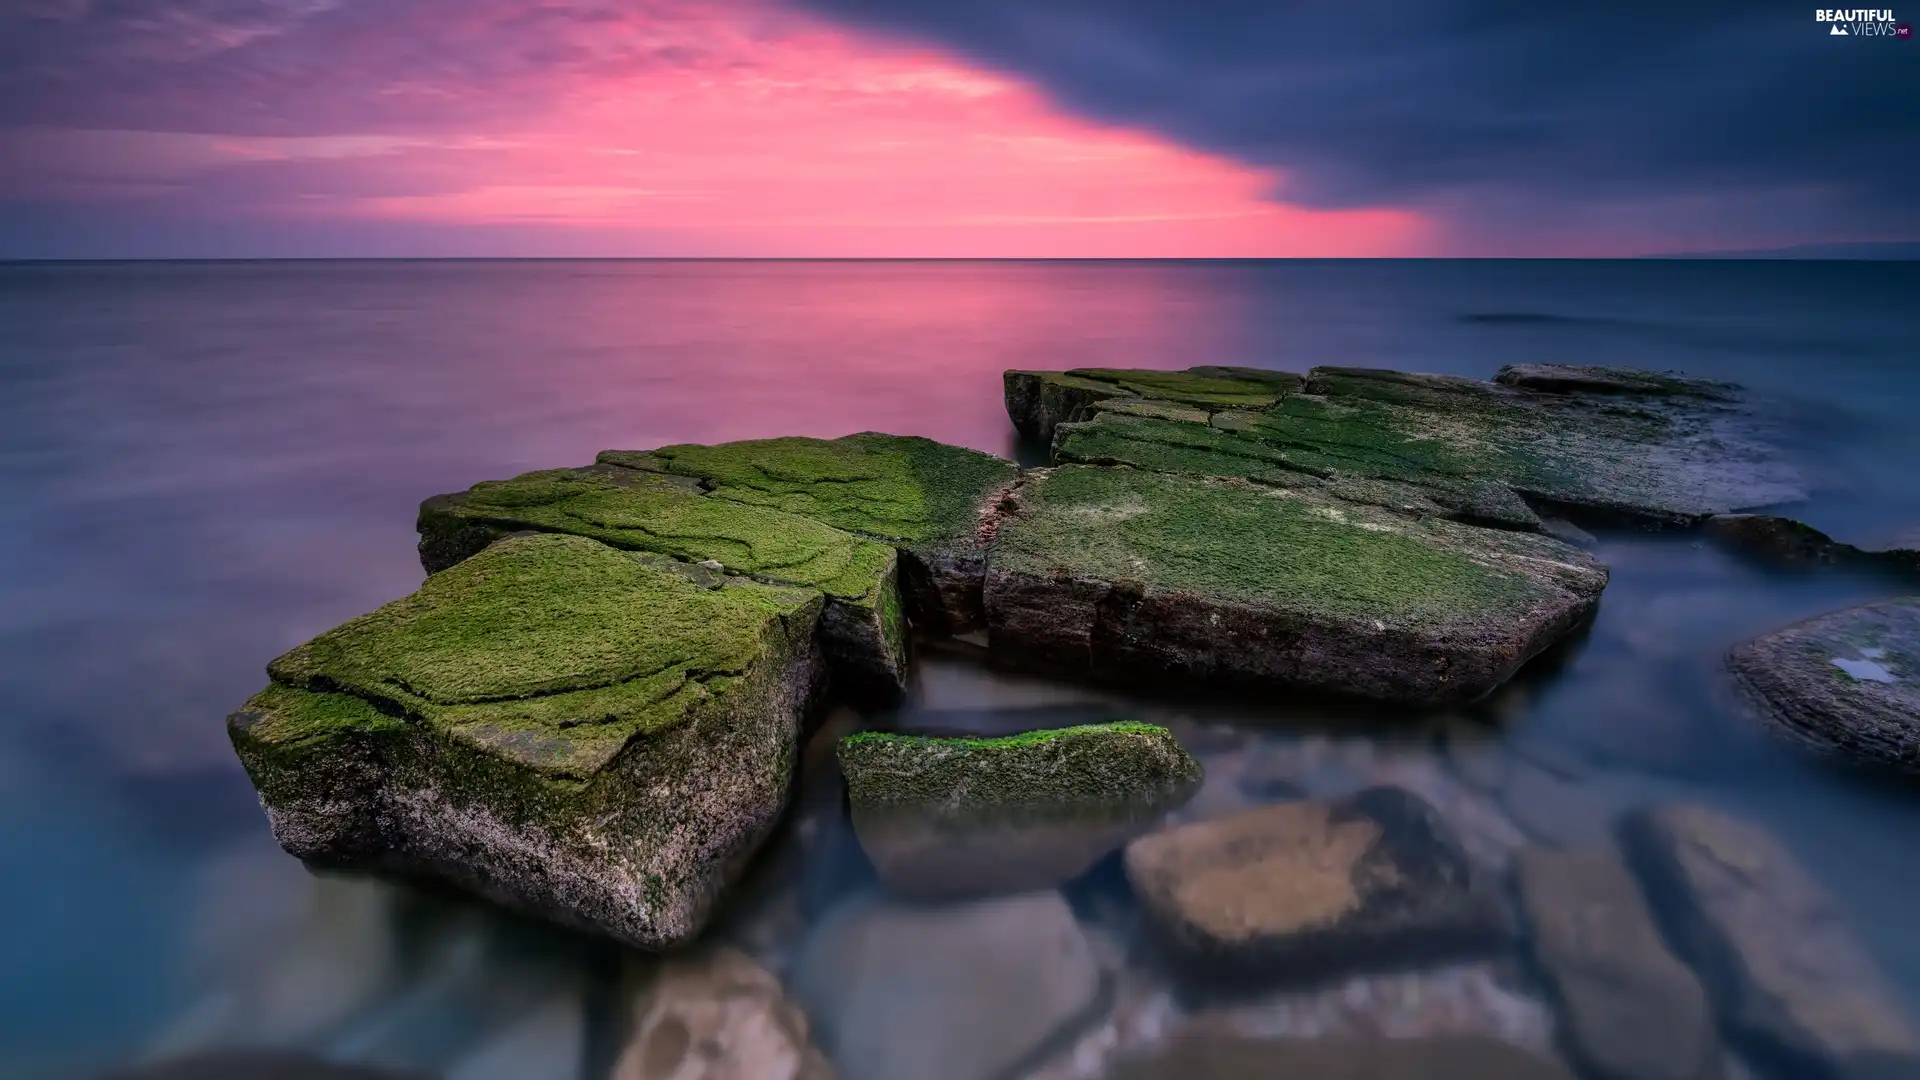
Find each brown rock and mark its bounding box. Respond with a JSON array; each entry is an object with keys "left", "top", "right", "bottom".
[
  {"left": 614, "top": 947, "right": 832, "bottom": 1080},
  {"left": 1515, "top": 846, "right": 1722, "bottom": 1080},
  {"left": 1123, "top": 786, "right": 1505, "bottom": 985},
  {"left": 1622, "top": 804, "right": 1920, "bottom": 1079},
  {"left": 1105, "top": 1033, "right": 1577, "bottom": 1080}
]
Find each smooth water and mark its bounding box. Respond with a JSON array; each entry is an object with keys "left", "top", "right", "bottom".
[{"left": 3, "top": 259, "right": 1918, "bottom": 1079}]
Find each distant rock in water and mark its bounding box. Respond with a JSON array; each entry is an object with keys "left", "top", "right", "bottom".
[
  {"left": 1104, "top": 1033, "right": 1577, "bottom": 1080},
  {"left": 1621, "top": 804, "right": 1920, "bottom": 1079},
  {"left": 1122, "top": 786, "right": 1507, "bottom": 986},
  {"left": 984, "top": 465, "right": 1608, "bottom": 706},
  {"left": 1006, "top": 362, "right": 1803, "bottom": 527},
  {"left": 1704, "top": 514, "right": 1920, "bottom": 575},
  {"left": 837, "top": 721, "right": 1201, "bottom": 899},
  {"left": 227, "top": 533, "right": 825, "bottom": 950},
  {"left": 1726, "top": 599, "right": 1920, "bottom": 774}
]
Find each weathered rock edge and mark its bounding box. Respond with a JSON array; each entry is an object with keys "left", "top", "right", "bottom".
[{"left": 229, "top": 534, "right": 826, "bottom": 950}]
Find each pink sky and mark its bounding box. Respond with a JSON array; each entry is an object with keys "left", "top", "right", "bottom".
[{"left": 1, "top": 0, "right": 1434, "bottom": 257}]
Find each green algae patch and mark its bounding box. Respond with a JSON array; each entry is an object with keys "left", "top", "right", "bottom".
[
  {"left": 838, "top": 720, "right": 1203, "bottom": 898},
  {"left": 600, "top": 433, "right": 1018, "bottom": 545},
  {"left": 1066, "top": 367, "right": 1302, "bottom": 409},
  {"left": 265, "top": 532, "right": 825, "bottom": 777},
  {"left": 992, "top": 466, "right": 1553, "bottom": 628},
  {"left": 227, "top": 531, "right": 828, "bottom": 950}
]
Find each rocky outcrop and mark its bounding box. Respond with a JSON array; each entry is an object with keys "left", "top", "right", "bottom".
[
  {"left": 416, "top": 434, "right": 1020, "bottom": 696},
  {"left": 1726, "top": 599, "right": 1919, "bottom": 774},
  {"left": 1104, "top": 1034, "right": 1578, "bottom": 1080},
  {"left": 789, "top": 891, "right": 1107, "bottom": 1080},
  {"left": 1515, "top": 847, "right": 1722, "bottom": 1080},
  {"left": 1008, "top": 363, "right": 1803, "bottom": 528},
  {"left": 228, "top": 533, "right": 826, "bottom": 950},
  {"left": 985, "top": 465, "right": 1608, "bottom": 706},
  {"left": 1621, "top": 804, "right": 1920, "bottom": 1079},
  {"left": 614, "top": 947, "right": 833, "bottom": 1080},
  {"left": 837, "top": 721, "right": 1201, "bottom": 898},
  {"left": 1123, "top": 786, "right": 1506, "bottom": 984}
]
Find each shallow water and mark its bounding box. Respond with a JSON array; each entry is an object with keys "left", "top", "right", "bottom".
[{"left": 3, "top": 258, "right": 1918, "bottom": 1078}]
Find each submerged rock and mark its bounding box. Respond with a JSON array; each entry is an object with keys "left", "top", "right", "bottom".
[
  {"left": 985, "top": 465, "right": 1608, "bottom": 706},
  {"left": 613, "top": 947, "right": 832, "bottom": 1080},
  {"left": 417, "top": 434, "right": 1019, "bottom": 696},
  {"left": 1104, "top": 1033, "right": 1576, "bottom": 1080},
  {"left": 1008, "top": 362, "right": 1802, "bottom": 528},
  {"left": 789, "top": 890, "right": 1106, "bottom": 1080},
  {"left": 1726, "top": 599, "right": 1920, "bottom": 774},
  {"left": 228, "top": 533, "right": 825, "bottom": 949},
  {"left": 1122, "top": 786, "right": 1505, "bottom": 985},
  {"left": 1515, "top": 847, "right": 1722, "bottom": 1080},
  {"left": 1621, "top": 804, "right": 1920, "bottom": 1079},
  {"left": 837, "top": 721, "right": 1202, "bottom": 899}
]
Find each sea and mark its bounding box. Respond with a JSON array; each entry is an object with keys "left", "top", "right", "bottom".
[{"left": 2, "top": 258, "right": 1918, "bottom": 1079}]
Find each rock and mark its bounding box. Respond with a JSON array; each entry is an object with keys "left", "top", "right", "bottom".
[
  {"left": 983, "top": 465, "right": 1607, "bottom": 706},
  {"left": 1103, "top": 1033, "right": 1577, "bottom": 1080},
  {"left": 1004, "top": 367, "right": 1303, "bottom": 448},
  {"left": 96, "top": 1052, "right": 431, "bottom": 1080},
  {"left": 1621, "top": 804, "right": 1920, "bottom": 1078},
  {"left": 1122, "top": 786, "right": 1506, "bottom": 985},
  {"left": 613, "top": 947, "right": 832, "bottom": 1080},
  {"left": 1703, "top": 514, "right": 1857, "bottom": 567},
  {"left": 228, "top": 533, "right": 825, "bottom": 949},
  {"left": 1011, "top": 363, "right": 1801, "bottom": 528},
  {"left": 1515, "top": 846, "right": 1722, "bottom": 1080},
  {"left": 1187, "top": 960, "right": 1555, "bottom": 1049},
  {"left": 838, "top": 722, "right": 1202, "bottom": 899},
  {"left": 1726, "top": 599, "right": 1920, "bottom": 775},
  {"left": 789, "top": 890, "right": 1106, "bottom": 1080}
]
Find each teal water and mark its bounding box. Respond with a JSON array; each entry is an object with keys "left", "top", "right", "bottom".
[{"left": 2, "top": 259, "right": 1918, "bottom": 1078}]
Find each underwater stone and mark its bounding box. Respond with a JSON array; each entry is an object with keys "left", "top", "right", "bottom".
[{"left": 228, "top": 533, "right": 826, "bottom": 950}]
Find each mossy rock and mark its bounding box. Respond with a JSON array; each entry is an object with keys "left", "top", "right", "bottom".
[
  {"left": 228, "top": 533, "right": 827, "bottom": 949},
  {"left": 415, "top": 461, "right": 906, "bottom": 697},
  {"left": 598, "top": 432, "right": 1021, "bottom": 636},
  {"left": 1004, "top": 366, "right": 1302, "bottom": 448},
  {"left": 1019, "top": 362, "right": 1803, "bottom": 526},
  {"left": 836, "top": 721, "right": 1203, "bottom": 898},
  {"left": 984, "top": 465, "right": 1607, "bottom": 706}
]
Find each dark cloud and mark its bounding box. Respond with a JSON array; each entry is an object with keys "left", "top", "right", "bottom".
[{"left": 791, "top": 0, "right": 1920, "bottom": 243}]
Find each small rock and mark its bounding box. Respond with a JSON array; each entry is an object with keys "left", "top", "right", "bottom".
[
  {"left": 1621, "top": 804, "right": 1920, "bottom": 1078},
  {"left": 1515, "top": 846, "right": 1722, "bottom": 1080},
  {"left": 1103, "top": 1033, "right": 1577, "bottom": 1080},
  {"left": 838, "top": 722, "right": 1200, "bottom": 899},
  {"left": 1703, "top": 515, "right": 1854, "bottom": 567},
  {"left": 789, "top": 891, "right": 1106, "bottom": 1080},
  {"left": 1726, "top": 599, "right": 1920, "bottom": 775},
  {"left": 613, "top": 947, "right": 832, "bottom": 1080},
  {"left": 1123, "top": 787, "right": 1505, "bottom": 985}
]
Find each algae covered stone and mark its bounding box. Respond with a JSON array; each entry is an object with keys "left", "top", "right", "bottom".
[
  {"left": 1726, "top": 598, "right": 1920, "bottom": 775},
  {"left": 837, "top": 721, "right": 1202, "bottom": 898},
  {"left": 416, "top": 459, "right": 906, "bottom": 696},
  {"left": 984, "top": 465, "right": 1608, "bottom": 705},
  {"left": 228, "top": 532, "right": 826, "bottom": 950},
  {"left": 1018, "top": 362, "right": 1802, "bottom": 527},
  {"left": 600, "top": 433, "right": 1021, "bottom": 636},
  {"left": 1005, "top": 366, "right": 1303, "bottom": 448}
]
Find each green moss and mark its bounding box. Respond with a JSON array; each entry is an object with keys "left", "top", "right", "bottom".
[
  {"left": 1056, "top": 412, "right": 1332, "bottom": 484},
  {"left": 601, "top": 433, "right": 1018, "bottom": 544},
  {"left": 438, "top": 465, "right": 894, "bottom": 604},
  {"left": 837, "top": 720, "right": 1201, "bottom": 821},
  {"left": 993, "top": 466, "right": 1550, "bottom": 627},
  {"left": 263, "top": 533, "right": 823, "bottom": 776},
  {"left": 1067, "top": 367, "right": 1301, "bottom": 409}
]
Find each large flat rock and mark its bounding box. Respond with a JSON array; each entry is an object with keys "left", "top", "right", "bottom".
[
  {"left": 1621, "top": 803, "right": 1920, "bottom": 1079},
  {"left": 838, "top": 721, "right": 1201, "bottom": 899},
  {"left": 1515, "top": 847, "right": 1722, "bottom": 1080},
  {"left": 1123, "top": 786, "right": 1506, "bottom": 985},
  {"left": 984, "top": 465, "right": 1607, "bottom": 705},
  {"left": 1727, "top": 598, "right": 1920, "bottom": 775},
  {"left": 1008, "top": 363, "right": 1803, "bottom": 527},
  {"left": 228, "top": 533, "right": 826, "bottom": 949}
]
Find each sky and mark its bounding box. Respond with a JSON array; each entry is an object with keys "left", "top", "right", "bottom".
[{"left": 0, "top": 0, "right": 1915, "bottom": 258}]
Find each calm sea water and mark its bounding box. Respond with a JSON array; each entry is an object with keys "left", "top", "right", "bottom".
[{"left": 3, "top": 259, "right": 1918, "bottom": 1079}]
